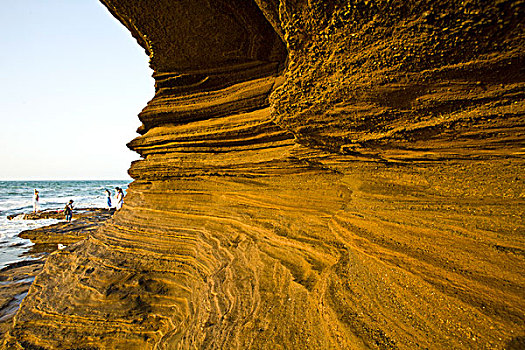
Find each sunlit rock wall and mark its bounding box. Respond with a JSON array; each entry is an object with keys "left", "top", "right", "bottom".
[{"left": 4, "top": 1, "right": 524, "bottom": 349}]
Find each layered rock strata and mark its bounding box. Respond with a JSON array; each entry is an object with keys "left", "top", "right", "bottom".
[
  {"left": 0, "top": 209, "right": 114, "bottom": 339},
  {"left": 4, "top": 1, "right": 524, "bottom": 349}
]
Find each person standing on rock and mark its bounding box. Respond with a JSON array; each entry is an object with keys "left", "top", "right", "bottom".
[
  {"left": 105, "top": 189, "right": 112, "bottom": 210},
  {"left": 64, "top": 200, "right": 74, "bottom": 222},
  {"left": 32, "top": 189, "right": 39, "bottom": 213},
  {"left": 115, "top": 187, "right": 124, "bottom": 210}
]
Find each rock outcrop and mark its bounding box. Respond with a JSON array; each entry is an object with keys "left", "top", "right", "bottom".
[
  {"left": 0, "top": 209, "right": 114, "bottom": 339},
  {"left": 4, "top": 1, "right": 524, "bottom": 349}
]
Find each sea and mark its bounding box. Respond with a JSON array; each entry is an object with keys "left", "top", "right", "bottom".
[{"left": 0, "top": 180, "right": 131, "bottom": 270}]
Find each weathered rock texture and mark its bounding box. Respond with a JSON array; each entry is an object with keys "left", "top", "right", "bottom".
[
  {"left": 4, "top": 0, "right": 524, "bottom": 349},
  {"left": 0, "top": 209, "right": 113, "bottom": 340}
]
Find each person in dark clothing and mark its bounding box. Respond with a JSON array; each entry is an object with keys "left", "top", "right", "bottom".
[{"left": 64, "top": 200, "right": 74, "bottom": 222}]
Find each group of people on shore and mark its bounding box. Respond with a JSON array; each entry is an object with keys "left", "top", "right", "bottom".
[
  {"left": 31, "top": 187, "right": 125, "bottom": 222},
  {"left": 105, "top": 187, "right": 124, "bottom": 211}
]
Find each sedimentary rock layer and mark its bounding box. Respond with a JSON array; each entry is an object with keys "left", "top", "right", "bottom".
[
  {"left": 4, "top": 1, "right": 524, "bottom": 349},
  {"left": 0, "top": 209, "right": 113, "bottom": 339}
]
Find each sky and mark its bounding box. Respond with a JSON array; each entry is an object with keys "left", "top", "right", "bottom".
[{"left": 0, "top": 1, "right": 154, "bottom": 180}]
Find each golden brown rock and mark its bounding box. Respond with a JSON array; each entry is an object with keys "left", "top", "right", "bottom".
[
  {"left": 0, "top": 210, "right": 113, "bottom": 341},
  {"left": 3, "top": 1, "right": 524, "bottom": 349}
]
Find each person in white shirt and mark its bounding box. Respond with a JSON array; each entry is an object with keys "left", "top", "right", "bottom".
[
  {"left": 115, "top": 187, "right": 124, "bottom": 210},
  {"left": 32, "top": 189, "right": 39, "bottom": 213}
]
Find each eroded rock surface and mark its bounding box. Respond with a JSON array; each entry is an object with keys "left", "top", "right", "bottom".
[
  {"left": 0, "top": 209, "right": 113, "bottom": 340},
  {"left": 3, "top": 1, "right": 524, "bottom": 349}
]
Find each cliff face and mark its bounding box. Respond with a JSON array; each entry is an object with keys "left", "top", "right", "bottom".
[{"left": 4, "top": 1, "right": 524, "bottom": 349}]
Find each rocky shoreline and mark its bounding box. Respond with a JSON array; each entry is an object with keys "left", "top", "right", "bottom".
[
  {"left": 0, "top": 209, "right": 114, "bottom": 339},
  {"left": 4, "top": 1, "right": 524, "bottom": 348}
]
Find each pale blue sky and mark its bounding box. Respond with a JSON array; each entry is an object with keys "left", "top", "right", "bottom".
[{"left": 0, "top": 1, "right": 154, "bottom": 180}]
